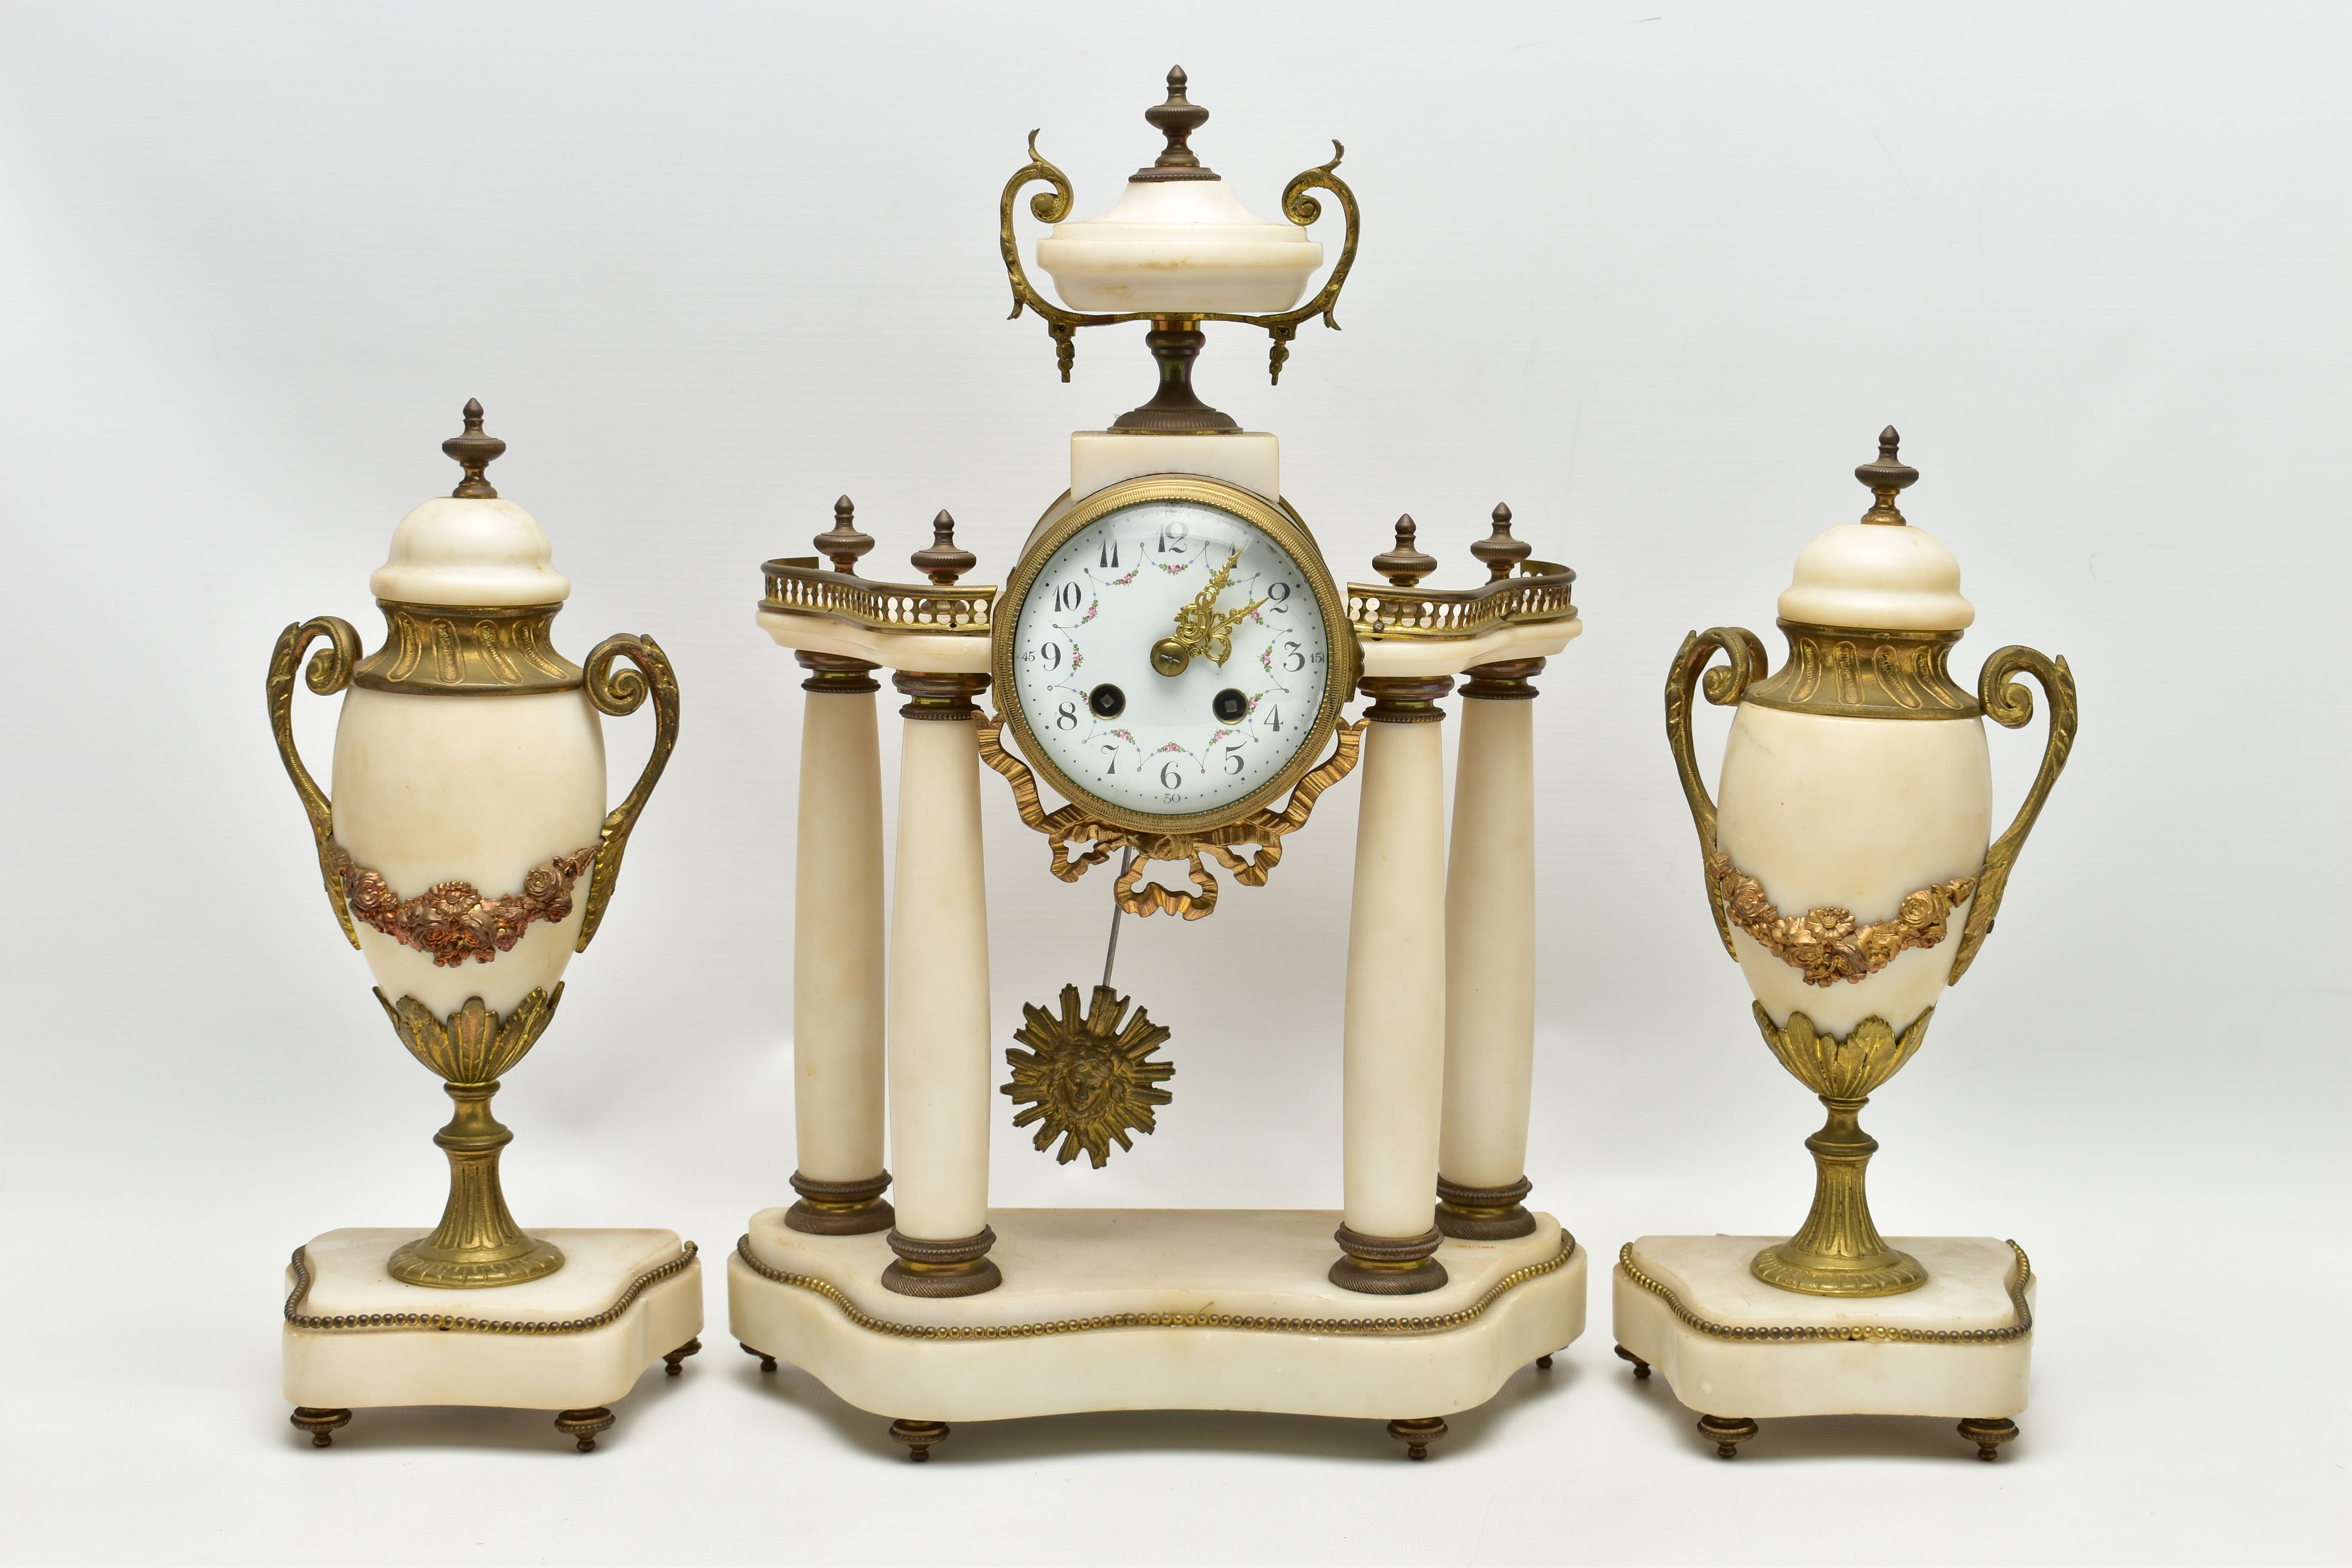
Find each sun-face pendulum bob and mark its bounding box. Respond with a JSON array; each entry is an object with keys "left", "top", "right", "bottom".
[
  {"left": 1004, "top": 984, "right": 1176, "bottom": 1167},
  {"left": 1002, "top": 66, "right": 1361, "bottom": 432},
  {"left": 267, "top": 400, "right": 680, "bottom": 1288},
  {"left": 879, "top": 515, "right": 1005, "bottom": 1299},
  {"left": 1664, "top": 428, "right": 2077, "bottom": 1297}
]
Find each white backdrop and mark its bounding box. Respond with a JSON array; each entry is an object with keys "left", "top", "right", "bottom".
[{"left": 2, "top": 3, "right": 2343, "bottom": 1564}]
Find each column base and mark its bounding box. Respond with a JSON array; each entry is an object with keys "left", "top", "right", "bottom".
[
  {"left": 1612, "top": 1234, "right": 2033, "bottom": 1461},
  {"left": 1328, "top": 1223, "right": 1450, "bottom": 1296},
  {"left": 281, "top": 1227, "right": 701, "bottom": 1450},
  {"left": 1434, "top": 1176, "right": 1537, "bottom": 1241},
  {"left": 785, "top": 1170, "right": 896, "bottom": 1236},
  {"left": 882, "top": 1227, "right": 1003, "bottom": 1298}
]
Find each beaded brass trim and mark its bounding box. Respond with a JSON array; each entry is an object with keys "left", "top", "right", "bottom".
[
  {"left": 1708, "top": 850, "right": 1975, "bottom": 989},
  {"left": 1618, "top": 1240, "right": 2032, "bottom": 1344},
  {"left": 353, "top": 601, "right": 583, "bottom": 695},
  {"left": 734, "top": 1229, "right": 1576, "bottom": 1339},
  {"left": 1347, "top": 561, "right": 1577, "bottom": 641},
  {"left": 330, "top": 844, "right": 595, "bottom": 967},
  {"left": 282, "top": 1241, "right": 699, "bottom": 1333},
  {"left": 1740, "top": 621, "right": 1979, "bottom": 721}
]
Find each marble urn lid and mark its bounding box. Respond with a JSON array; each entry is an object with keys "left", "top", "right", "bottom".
[
  {"left": 1777, "top": 427, "right": 1974, "bottom": 632},
  {"left": 1034, "top": 67, "right": 1322, "bottom": 316},
  {"left": 369, "top": 400, "right": 571, "bottom": 608}
]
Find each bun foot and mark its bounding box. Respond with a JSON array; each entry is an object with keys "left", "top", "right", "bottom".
[
  {"left": 1957, "top": 1417, "right": 2018, "bottom": 1461},
  {"left": 662, "top": 1337, "right": 702, "bottom": 1376},
  {"left": 1387, "top": 1416, "right": 1448, "bottom": 1460},
  {"left": 740, "top": 1342, "right": 778, "bottom": 1373},
  {"left": 1535, "top": 1354, "right": 1553, "bottom": 1370},
  {"left": 1697, "top": 1414, "right": 1757, "bottom": 1459},
  {"left": 290, "top": 1407, "right": 350, "bottom": 1448},
  {"left": 889, "top": 1418, "right": 949, "bottom": 1461},
  {"left": 1614, "top": 1344, "right": 1652, "bottom": 1379},
  {"left": 555, "top": 1406, "right": 615, "bottom": 1452}
]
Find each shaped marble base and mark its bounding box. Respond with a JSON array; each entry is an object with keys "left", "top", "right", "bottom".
[
  {"left": 282, "top": 1227, "right": 702, "bottom": 1450},
  {"left": 728, "top": 1206, "right": 1583, "bottom": 1458},
  {"left": 1611, "top": 1234, "right": 2034, "bottom": 1461}
]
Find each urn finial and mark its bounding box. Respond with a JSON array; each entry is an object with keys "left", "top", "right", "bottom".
[
  {"left": 911, "top": 510, "right": 978, "bottom": 586},
  {"left": 1469, "top": 502, "right": 1530, "bottom": 583},
  {"left": 1855, "top": 425, "right": 1919, "bottom": 526},
  {"left": 1134, "top": 65, "right": 1219, "bottom": 182},
  {"left": 1373, "top": 515, "right": 1438, "bottom": 589},
  {"left": 441, "top": 399, "right": 506, "bottom": 500},
  {"left": 816, "top": 495, "right": 876, "bottom": 575}
]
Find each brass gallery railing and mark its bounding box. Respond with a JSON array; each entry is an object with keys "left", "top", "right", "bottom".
[
  {"left": 1345, "top": 560, "right": 1577, "bottom": 641},
  {"left": 760, "top": 558, "right": 996, "bottom": 635}
]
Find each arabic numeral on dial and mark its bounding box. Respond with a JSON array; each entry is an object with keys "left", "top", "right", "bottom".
[
  {"left": 1054, "top": 581, "right": 1082, "bottom": 612},
  {"left": 1225, "top": 744, "right": 1245, "bottom": 775},
  {"left": 1159, "top": 760, "right": 1181, "bottom": 790},
  {"left": 1098, "top": 538, "right": 1120, "bottom": 568},
  {"left": 1266, "top": 706, "right": 1283, "bottom": 733},
  {"left": 1101, "top": 746, "right": 1118, "bottom": 775},
  {"left": 1155, "top": 519, "right": 1189, "bottom": 554},
  {"left": 1310, "top": 650, "right": 1324, "bottom": 664},
  {"left": 1283, "top": 641, "right": 1304, "bottom": 673},
  {"left": 1267, "top": 580, "right": 1291, "bottom": 612},
  {"left": 1040, "top": 642, "right": 1062, "bottom": 670},
  {"left": 1056, "top": 701, "right": 1078, "bottom": 730}
]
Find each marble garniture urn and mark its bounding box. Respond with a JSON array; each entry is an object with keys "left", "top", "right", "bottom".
[
  {"left": 267, "top": 401, "right": 678, "bottom": 1289},
  {"left": 1666, "top": 429, "right": 2076, "bottom": 1297}
]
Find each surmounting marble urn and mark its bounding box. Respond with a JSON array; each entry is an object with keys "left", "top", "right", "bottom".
[
  {"left": 1665, "top": 428, "right": 2077, "bottom": 1297},
  {"left": 267, "top": 401, "right": 678, "bottom": 1289}
]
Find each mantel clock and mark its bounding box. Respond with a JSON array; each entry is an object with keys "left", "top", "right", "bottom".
[{"left": 731, "top": 69, "right": 1588, "bottom": 1461}]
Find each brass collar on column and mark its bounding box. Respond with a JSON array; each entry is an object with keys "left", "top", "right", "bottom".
[
  {"left": 1358, "top": 675, "right": 1453, "bottom": 723},
  {"left": 894, "top": 671, "right": 991, "bottom": 720}
]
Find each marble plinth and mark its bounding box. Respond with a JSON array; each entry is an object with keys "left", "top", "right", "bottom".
[
  {"left": 1612, "top": 1234, "right": 2033, "bottom": 1459},
  {"left": 282, "top": 1228, "right": 702, "bottom": 1449},
  {"left": 729, "top": 1207, "right": 1583, "bottom": 1447}
]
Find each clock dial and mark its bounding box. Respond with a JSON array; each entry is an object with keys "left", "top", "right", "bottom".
[{"left": 1007, "top": 495, "right": 1336, "bottom": 823}]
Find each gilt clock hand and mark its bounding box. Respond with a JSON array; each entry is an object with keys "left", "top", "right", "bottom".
[{"left": 1150, "top": 554, "right": 1262, "bottom": 676}]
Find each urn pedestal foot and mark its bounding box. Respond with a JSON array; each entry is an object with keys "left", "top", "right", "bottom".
[
  {"left": 662, "top": 1338, "right": 701, "bottom": 1376},
  {"left": 1614, "top": 1343, "right": 1651, "bottom": 1379},
  {"left": 1387, "top": 1416, "right": 1447, "bottom": 1460},
  {"left": 889, "top": 1418, "right": 950, "bottom": 1461},
  {"left": 1612, "top": 1234, "right": 2034, "bottom": 1459},
  {"left": 289, "top": 1407, "right": 350, "bottom": 1447},
  {"left": 740, "top": 1342, "right": 778, "bottom": 1372},
  {"left": 729, "top": 1206, "right": 1584, "bottom": 1454},
  {"left": 1697, "top": 1413, "right": 1756, "bottom": 1458},
  {"left": 554, "top": 1407, "right": 614, "bottom": 1452},
  {"left": 1535, "top": 1354, "right": 1553, "bottom": 1370},
  {"left": 282, "top": 1227, "right": 701, "bottom": 1450}
]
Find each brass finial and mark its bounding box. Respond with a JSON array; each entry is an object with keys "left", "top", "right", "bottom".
[
  {"left": 911, "top": 510, "right": 977, "bottom": 586},
  {"left": 1372, "top": 515, "right": 1437, "bottom": 589},
  {"left": 1133, "top": 65, "right": 1219, "bottom": 183},
  {"left": 1856, "top": 425, "right": 1918, "bottom": 526},
  {"left": 442, "top": 399, "right": 505, "bottom": 499},
  {"left": 815, "top": 495, "right": 875, "bottom": 575},
  {"left": 1469, "top": 502, "right": 1530, "bottom": 582}
]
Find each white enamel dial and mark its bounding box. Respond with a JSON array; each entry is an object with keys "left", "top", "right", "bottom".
[{"left": 1008, "top": 497, "right": 1334, "bottom": 821}]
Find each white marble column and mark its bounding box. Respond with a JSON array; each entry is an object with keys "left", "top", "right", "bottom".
[
  {"left": 785, "top": 653, "right": 893, "bottom": 1235},
  {"left": 880, "top": 671, "right": 1002, "bottom": 1297},
  {"left": 1332, "top": 676, "right": 1453, "bottom": 1295},
  {"left": 1436, "top": 658, "right": 1545, "bottom": 1239}
]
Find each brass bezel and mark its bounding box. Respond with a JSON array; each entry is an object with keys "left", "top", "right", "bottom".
[{"left": 991, "top": 475, "right": 1361, "bottom": 836}]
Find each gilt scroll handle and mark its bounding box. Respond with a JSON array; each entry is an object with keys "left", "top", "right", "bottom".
[
  {"left": 267, "top": 615, "right": 363, "bottom": 947},
  {"left": 579, "top": 633, "right": 681, "bottom": 951},
  {"left": 1664, "top": 627, "right": 1770, "bottom": 960},
  {"left": 1947, "top": 645, "right": 2077, "bottom": 984}
]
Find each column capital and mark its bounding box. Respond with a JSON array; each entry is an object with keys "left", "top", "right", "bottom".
[
  {"left": 893, "top": 671, "right": 991, "bottom": 720},
  {"left": 797, "top": 650, "right": 882, "bottom": 694},
  {"left": 1359, "top": 675, "right": 1454, "bottom": 723},
  {"left": 1459, "top": 657, "right": 1545, "bottom": 701}
]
